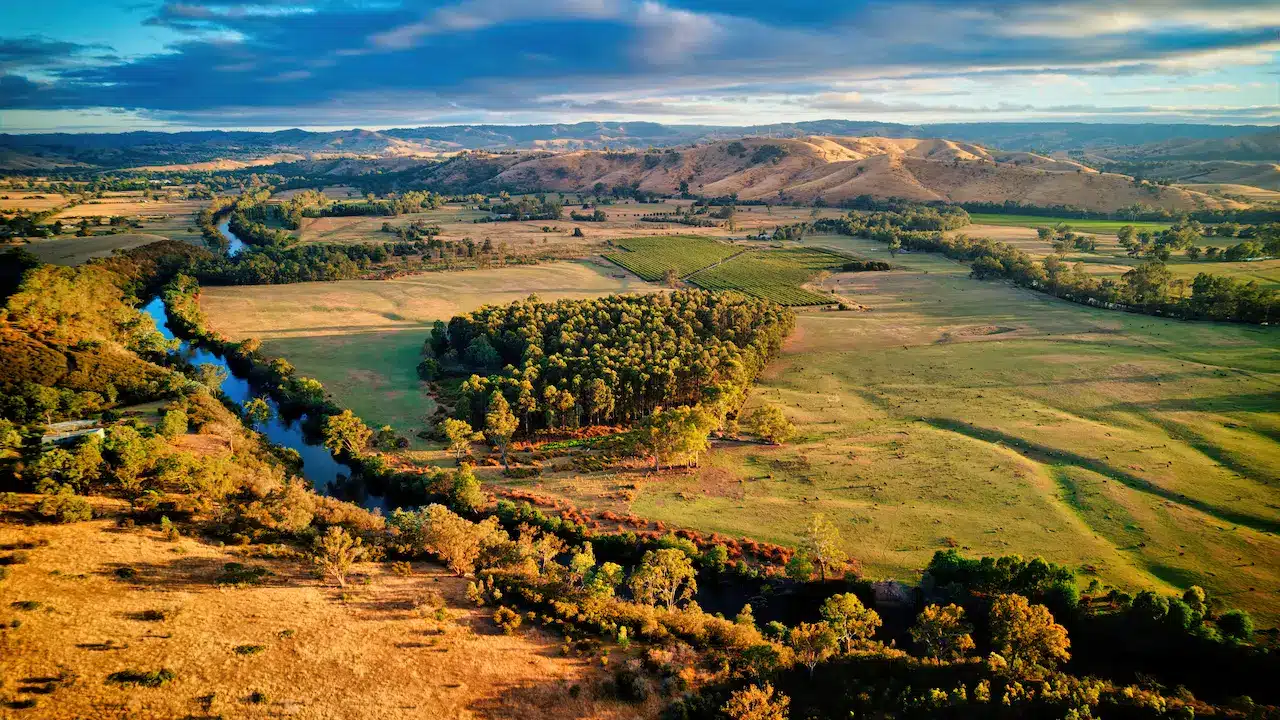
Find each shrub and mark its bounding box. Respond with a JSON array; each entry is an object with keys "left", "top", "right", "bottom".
[
  {"left": 494, "top": 606, "right": 523, "bottom": 634},
  {"left": 36, "top": 492, "right": 92, "bottom": 523},
  {"left": 215, "top": 562, "right": 272, "bottom": 586},
  {"left": 234, "top": 644, "right": 266, "bottom": 656},
  {"left": 1218, "top": 609, "right": 1254, "bottom": 642},
  {"left": 11, "top": 600, "right": 41, "bottom": 611},
  {"left": 104, "top": 668, "right": 176, "bottom": 688}
]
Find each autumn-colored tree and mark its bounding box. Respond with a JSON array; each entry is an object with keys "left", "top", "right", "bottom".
[
  {"left": 322, "top": 409, "right": 371, "bottom": 457},
  {"left": 989, "top": 593, "right": 1071, "bottom": 671},
  {"left": 820, "top": 592, "right": 882, "bottom": 653},
  {"left": 910, "top": 603, "right": 976, "bottom": 660},
  {"left": 243, "top": 397, "right": 272, "bottom": 426},
  {"left": 636, "top": 405, "right": 715, "bottom": 470},
  {"left": 788, "top": 621, "right": 837, "bottom": 676},
  {"left": 801, "top": 513, "right": 847, "bottom": 582},
  {"left": 629, "top": 548, "right": 697, "bottom": 610},
  {"left": 484, "top": 392, "right": 518, "bottom": 468},
  {"left": 722, "top": 683, "right": 791, "bottom": 720},
  {"left": 313, "top": 526, "right": 366, "bottom": 588}
]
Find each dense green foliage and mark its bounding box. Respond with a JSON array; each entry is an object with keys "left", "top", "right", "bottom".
[{"left": 430, "top": 290, "right": 793, "bottom": 430}]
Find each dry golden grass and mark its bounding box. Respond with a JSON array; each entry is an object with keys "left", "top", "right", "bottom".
[
  {"left": 0, "top": 500, "right": 657, "bottom": 719},
  {"left": 53, "top": 196, "right": 205, "bottom": 221},
  {"left": 0, "top": 193, "right": 72, "bottom": 212},
  {"left": 292, "top": 197, "right": 846, "bottom": 254}
]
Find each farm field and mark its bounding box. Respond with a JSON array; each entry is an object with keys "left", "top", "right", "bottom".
[
  {"left": 199, "top": 261, "right": 660, "bottom": 444},
  {"left": 967, "top": 213, "right": 1175, "bottom": 234},
  {"left": 603, "top": 235, "right": 743, "bottom": 280},
  {"left": 0, "top": 191, "right": 72, "bottom": 212},
  {"left": 0, "top": 500, "right": 650, "bottom": 720},
  {"left": 958, "top": 222, "right": 1280, "bottom": 289},
  {"left": 688, "top": 247, "right": 850, "bottom": 305},
  {"left": 20, "top": 233, "right": 171, "bottom": 265},
  {"left": 498, "top": 232, "right": 1280, "bottom": 624},
  {"left": 290, "top": 194, "right": 848, "bottom": 254}
]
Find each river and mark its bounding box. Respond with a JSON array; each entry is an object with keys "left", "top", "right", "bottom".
[
  {"left": 144, "top": 220, "right": 387, "bottom": 509},
  {"left": 216, "top": 217, "right": 248, "bottom": 256}
]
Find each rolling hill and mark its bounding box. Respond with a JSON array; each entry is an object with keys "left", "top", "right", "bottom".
[{"left": 422, "top": 136, "right": 1239, "bottom": 212}]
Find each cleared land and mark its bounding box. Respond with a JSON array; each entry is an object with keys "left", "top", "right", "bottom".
[
  {"left": 0, "top": 192, "right": 71, "bottom": 212},
  {"left": 291, "top": 196, "right": 847, "bottom": 254},
  {"left": 688, "top": 247, "right": 848, "bottom": 305},
  {"left": 966, "top": 213, "right": 1174, "bottom": 234},
  {"left": 496, "top": 233, "right": 1280, "bottom": 625},
  {"left": 604, "top": 235, "right": 743, "bottom": 280},
  {"left": 959, "top": 223, "right": 1280, "bottom": 289},
  {"left": 199, "top": 262, "right": 659, "bottom": 443},
  {"left": 19, "top": 233, "right": 170, "bottom": 265},
  {"left": 0, "top": 499, "right": 652, "bottom": 719}
]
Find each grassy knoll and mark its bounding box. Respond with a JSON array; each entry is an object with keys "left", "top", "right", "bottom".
[
  {"left": 0, "top": 498, "right": 647, "bottom": 719},
  {"left": 200, "top": 261, "right": 660, "bottom": 444},
  {"left": 967, "top": 213, "right": 1174, "bottom": 234},
  {"left": 504, "top": 233, "right": 1280, "bottom": 625}
]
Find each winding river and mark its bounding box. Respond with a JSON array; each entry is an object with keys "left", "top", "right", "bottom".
[{"left": 144, "top": 218, "right": 387, "bottom": 509}]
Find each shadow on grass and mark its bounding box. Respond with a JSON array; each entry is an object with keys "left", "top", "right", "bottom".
[{"left": 924, "top": 417, "right": 1280, "bottom": 535}]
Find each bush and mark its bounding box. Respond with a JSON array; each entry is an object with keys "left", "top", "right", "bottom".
[
  {"left": 234, "top": 644, "right": 266, "bottom": 656},
  {"left": 36, "top": 492, "right": 92, "bottom": 523},
  {"left": 215, "top": 562, "right": 272, "bottom": 586},
  {"left": 104, "top": 668, "right": 176, "bottom": 688},
  {"left": 494, "top": 605, "right": 523, "bottom": 634},
  {"left": 1218, "top": 610, "right": 1254, "bottom": 642}
]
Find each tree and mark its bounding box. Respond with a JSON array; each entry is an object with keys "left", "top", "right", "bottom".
[
  {"left": 440, "top": 418, "right": 475, "bottom": 461},
  {"left": 801, "top": 513, "right": 847, "bottom": 582},
  {"left": 104, "top": 425, "right": 151, "bottom": 492},
  {"left": 636, "top": 405, "right": 715, "bottom": 470},
  {"left": 1218, "top": 609, "right": 1254, "bottom": 642},
  {"left": 820, "top": 592, "right": 882, "bottom": 653},
  {"left": 664, "top": 268, "right": 679, "bottom": 288},
  {"left": 157, "top": 409, "right": 188, "bottom": 440},
  {"left": 484, "top": 392, "right": 518, "bottom": 468},
  {"left": 243, "top": 397, "right": 272, "bottom": 426},
  {"left": 450, "top": 466, "right": 485, "bottom": 513},
  {"left": 313, "top": 526, "right": 366, "bottom": 588},
  {"left": 746, "top": 404, "right": 794, "bottom": 444},
  {"left": 910, "top": 603, "right": 976, "bottom": 660},
  {"left": 629, "top": 548, "right": 697, "bottom": 610},
  {"left": 788, "top": 621, "right": 837, "bottom": 676},
  {"left": 1117, "top": 225, "right": 1137, "bottom": 249},
  {"left": 322, "top": 409, "right": 372, "bottom": 457},
  {"left": 989, "top": 593, "right": 1071, "bottom": 671},
  {"left": 888, "top": 237, "right": 902, "bottom": 258},
  {"left": 196, "top": 363, "right": 228, "bottom": 389},
  {"left": 722, "top": 683, "right": 790, "bottom": 720}
]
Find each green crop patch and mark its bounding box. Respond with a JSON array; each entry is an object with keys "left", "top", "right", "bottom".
[
  {"left": 689, "top": 247, "right": 850, "bottom": 305},
  {"left": 603, "top": 235, "right": 740, "bottom": 280}
]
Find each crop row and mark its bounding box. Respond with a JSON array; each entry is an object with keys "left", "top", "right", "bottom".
[
  {"left": 688, "top": 248, "right": 849, "bottom": 306},
  {"left": 603, "top": 235, "right": 739, "bottom": 280}
]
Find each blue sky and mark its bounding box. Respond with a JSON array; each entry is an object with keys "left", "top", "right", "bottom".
[{"left": 0, "top": 0, "right": 1276, "bottom": 132}]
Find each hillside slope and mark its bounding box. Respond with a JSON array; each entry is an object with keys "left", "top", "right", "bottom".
[{"left": 472, "top": 136, "right": 1237, "bottom": 212}]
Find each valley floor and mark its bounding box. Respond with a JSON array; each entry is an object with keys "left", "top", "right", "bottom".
[{"left": 198, "top": 236, "right": 1280, "bottom": 627}]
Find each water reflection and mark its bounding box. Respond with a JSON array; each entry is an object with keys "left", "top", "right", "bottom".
[{"left": 142, "top": 296, "right": 385, "bottom": 510}]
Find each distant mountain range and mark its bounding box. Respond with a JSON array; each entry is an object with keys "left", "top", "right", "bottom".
[{"left": 1, "top": 121, "right": 1276, "bottom": 170}]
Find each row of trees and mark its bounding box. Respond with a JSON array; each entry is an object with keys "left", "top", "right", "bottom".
[{"left": 427, "top": 291, "right": 795, "bottom": 432}]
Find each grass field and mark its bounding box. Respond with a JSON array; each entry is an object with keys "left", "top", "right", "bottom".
[
  {"left": 604, "top": 235, "right": 743, "bottom": 280},
  {"left": 290, "top": 196, "right": 848, "bottom": 255},
  {"left": 497, "top": 233, "right": 1280, "bottom": 625},
  {"left": 967, "top": 213, "right": 1174, "bottom": 234},
  {"left": 688, "top": 247, "right": 848, "bottom": 305},
  {"left": 200, "top": 262, "right": 660, "bottom": 444},
  {"left": 20, "top": 233, "right": 171, "bottom": 265},
  {"left": 962, "top": 222, "right": 1280, "bottom": 289},
  {"left": 0, "top": 498, "right": 651, "bottom": 719}
]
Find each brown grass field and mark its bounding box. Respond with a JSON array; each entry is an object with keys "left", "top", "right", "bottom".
[
  {"left": 290, "top": 196, "right": 847, "bottom": 256},
  {"left": 0, "top": 193, "right": 72, "bottom": 212},
  {"left": 0, "top": 498, "right": 653, "bottom": 719}
]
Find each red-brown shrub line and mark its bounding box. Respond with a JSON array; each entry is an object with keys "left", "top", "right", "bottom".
[{"left": 489, "top": 487, "right": 796, "bottom": 569}]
